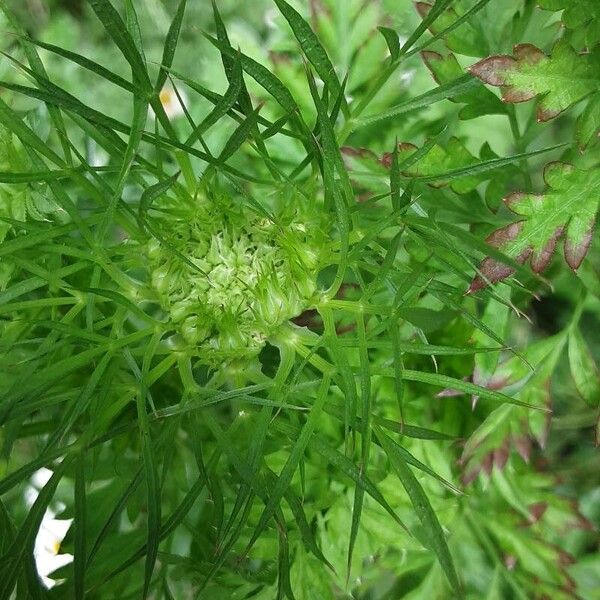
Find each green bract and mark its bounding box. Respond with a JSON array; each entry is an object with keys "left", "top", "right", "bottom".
[{"left": 144, "top": 189, "right": 321, "bottom": 365}]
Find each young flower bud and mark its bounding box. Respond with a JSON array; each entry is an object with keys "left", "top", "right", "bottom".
[{"left": 143, "top": 188, "right": 324, "bottom": 366}]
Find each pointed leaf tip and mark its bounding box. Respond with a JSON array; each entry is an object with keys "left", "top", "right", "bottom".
[
  {"left": 469, "top": 56, "right": 514, "bottom": 87},
  {"left": 565, "top": 220, "right": 595, "bottom": 270}
]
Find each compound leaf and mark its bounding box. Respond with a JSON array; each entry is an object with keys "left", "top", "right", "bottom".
[
  {"left": 470, "top": 162, "right": 600, "bottom": 291},
  {"left": 469, "top": 41, "right": 600, "bottom": 122}
]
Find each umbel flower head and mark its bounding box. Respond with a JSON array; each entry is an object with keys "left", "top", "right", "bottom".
[{"left": 145, "top": 186, "right": 321, "bottom": 366}]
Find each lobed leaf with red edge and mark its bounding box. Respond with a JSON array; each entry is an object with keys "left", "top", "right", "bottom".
[
  {"left": 469, "top": 41, "right": 600, "bottom": 122},
  {"left": 457, "top": 335, "right": 564, "bottom": 485},
  {"left": 470, "top": 162, "right": 600, "bottom": 292}
]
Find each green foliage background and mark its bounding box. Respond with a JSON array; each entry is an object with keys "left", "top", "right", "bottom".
[{"left": 0, "top": 0, "right": 599, "bottom": 598}]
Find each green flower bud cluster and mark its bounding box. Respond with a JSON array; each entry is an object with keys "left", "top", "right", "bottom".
[{"left": 145, "top": 189, "right": 321, "bottom": 365}]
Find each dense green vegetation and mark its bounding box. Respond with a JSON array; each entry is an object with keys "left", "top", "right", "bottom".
[{"left": 0, "top": 1, "right": 599, "bottom": 598}]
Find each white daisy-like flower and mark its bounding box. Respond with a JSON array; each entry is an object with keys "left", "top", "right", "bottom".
[
  {"left": 34, "top": 515, "right": 73, "bottom": 588},
  {"left": 155, "top": 85, "right": 188, "bottom": 120},
  {"left": 28, "top": 468, "right": 73, "bottom": 589}
]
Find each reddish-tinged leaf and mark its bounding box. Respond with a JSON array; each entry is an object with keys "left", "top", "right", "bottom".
[
  {"left": 564, "top": 219, "right": 595, "bottom": 271},
  {"left": 528, "top": 502, "right": 548, "bottom": 524},
  {"left": 469, "top": 41, "right": 600, "bottom": 122},
  {"left": 514, "top": 436, "right": 532, "bottom": 463},
  {"left": 493, "top": 442, "right": 509, "bottom": 470},
  {"left": 468, "top": 223, "right": 526, "bottom": 293},
  {"left": 470, "top": 55, "right": 521, "bottom": 87},
  {"left": 470, "top": 162, "right": 600, "bottom": 290},
  {"left": 459, "top": 336, "right": 564, "bottom": 483}
]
